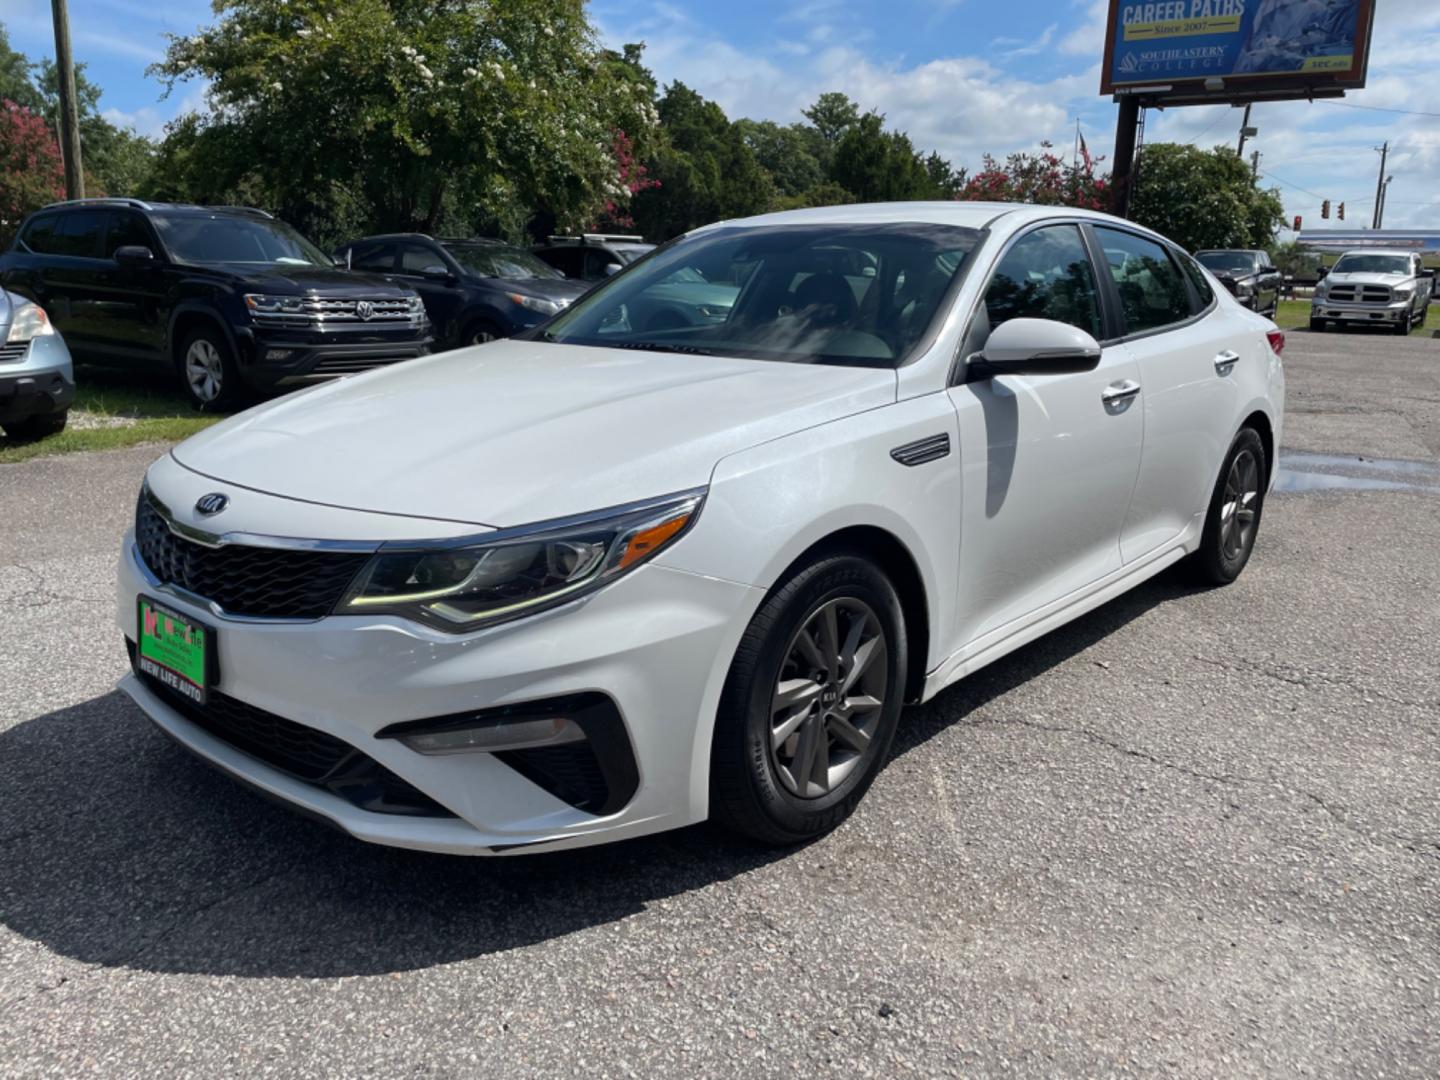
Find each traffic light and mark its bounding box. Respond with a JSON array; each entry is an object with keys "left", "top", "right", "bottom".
[
  {"left": 1322, "top": 200, "right": 1331, "bottom": 219},
  {"left": 1293, "top": 215, "right": 1302, "bottom": 231},
  {"left": 1338, "top": 202, "right": 1345, "bottom": 221}
]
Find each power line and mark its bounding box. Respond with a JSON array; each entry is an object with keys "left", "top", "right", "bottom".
[
  {"left": 1257, "top": 168, "right": 1329, "bottom": 202},
  {"left": 1318, "top": 100, "right": 1440, "bottom": 120}
]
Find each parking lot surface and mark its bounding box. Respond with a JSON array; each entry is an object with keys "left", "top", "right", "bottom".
[{"left": 2, "top": 330, "right": 1438, "bottom": 1078}]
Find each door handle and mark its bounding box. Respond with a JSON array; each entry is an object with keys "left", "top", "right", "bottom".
[
  {"left": 1101, "top": 379, "right": 1141, "bottom": 406},
  {"left": 1214, "top": 350, "right": 1240, "bottom": 374}
]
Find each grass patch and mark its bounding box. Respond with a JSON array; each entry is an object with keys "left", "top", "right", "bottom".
[
  {"left": 0, "top": 366, "right": 229, "bottom": 465},
  {"left": 1276, "top": 298, "right": 1440, "bottom": 334}
]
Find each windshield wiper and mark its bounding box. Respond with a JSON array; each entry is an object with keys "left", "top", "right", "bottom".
[{"left": 602, "top": 341, "right": 719, "bottom": 356}]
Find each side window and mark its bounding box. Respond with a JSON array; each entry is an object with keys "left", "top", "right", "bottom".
[
  {"left": 1093, "top": 227, "right": 1193, "bottom": 334},
  {"left": 540, "top": 247, "right": 582, "bottom": 279},
  {"left": 19, "top": 215, "right": 58, "bottom": 254},
  {"left": 349, "top": 243, "right": 396, "bottom": 273},
  {"left": 1177, "top": 252, "right": 1215, "bottom": 310},
  {"left": 983, "top": 224, "right": 1103, "bottom": 340},
  {"left": 584, "top": 248, "right": 615, "bottom": 280},
  {"left": 50, "top": 211, "right": 106, "bottom": 258},
  {"left": 104, "top": 212, "right": 153, "bottom": 257},
  {"left": 399, "top": 243, "right": 447, "bottom": 276}
]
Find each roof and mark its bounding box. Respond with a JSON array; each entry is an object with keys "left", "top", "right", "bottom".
[
  {"left": 38, "top": 198, "right": 272, "bottom": 218},
  {"left": 1332, "top": 249, "right": 1417, "bottom": 258},
  {"left": 703, "top": 200, "right": 1169, "bottom": 240}
]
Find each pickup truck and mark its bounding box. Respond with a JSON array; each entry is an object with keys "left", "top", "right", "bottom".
[
  {"left": 1195, "top": 249, "right": 1281, "bottom": 317},
  {"left": 1311, "top": 249, "right": 1433, "bottom": 335}
]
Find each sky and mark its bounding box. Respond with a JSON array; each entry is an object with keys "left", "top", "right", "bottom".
[{"left": 4, "top": 0, "right": 1438, "bottom": 230}]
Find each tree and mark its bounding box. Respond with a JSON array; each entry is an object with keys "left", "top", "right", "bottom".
[
  {"left": 956, "top": 142, "right": 1106, "bottom": 209},
  {"left": 35, "top": 59, "right": 157, "bottom": 196},
  {"left": 803, "top": 91, "right": 860, "bottom": 145},
  {"left": 152, "top": 0, "right": 657, "bottom": 244},
  {"left": 734, "top": 118, "right": 825, "bottom": 198},
  {"left": 1129, "top": 144, "right": 1285, "bottom": 254},
  {"left": 0, "top": 100, "right": 64, "bottom": 243},
  {"left": 830, "top": 112, "right": 942, "bottom": 203}
]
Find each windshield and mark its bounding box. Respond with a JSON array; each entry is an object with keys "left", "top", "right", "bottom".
[
  {"left": 151, "top": 213, "right": 331, "bottom": 267},
  {"left": 613, "top": 245, "right": 654, "bottom": 264},
  {"left": 1331, "top": 254, "right": 1412, "bottom": 275},
  {"left": 443, "top": 243, "right": 562, "bottom": 280},
  {"left": 1197, "top": 251, "right": 1258, "bottom": 273},
  {"left": 539, "top": 223, "right": 981, "bottom": 368}
]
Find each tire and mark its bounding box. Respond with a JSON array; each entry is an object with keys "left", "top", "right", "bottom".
[
  {"left": 179, "top": 326, "right": 243, "bottom": 410},
  {"left": 1193, "top": 427, "right": 1267, "bottom": 586},
  {"left": 1309, "top": 318, "right": 1325, "bottom": 332},
  {"left": 710, "top": 552, "right": 907, "bottom": 845},
  {"left": 462, "top": 320, "right": 504, "bottom": 347},
  {"left": 2, "top": 408, "right": 68, "bottom": 441}
]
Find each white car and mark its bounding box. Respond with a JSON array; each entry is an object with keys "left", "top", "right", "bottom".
[{"left": 117, "top": 203, "right": 1285, "bottom": 855}]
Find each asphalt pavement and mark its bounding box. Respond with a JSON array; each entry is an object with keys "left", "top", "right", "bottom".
[{"left": 2, "top": 330, "right": 1438, "bottom": 1078}]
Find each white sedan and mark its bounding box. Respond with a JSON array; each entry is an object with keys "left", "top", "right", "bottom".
[{"left": 117, "top": 202, "right": 1285, "bottom": 854}]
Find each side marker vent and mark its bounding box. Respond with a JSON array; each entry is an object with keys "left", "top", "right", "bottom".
[{"left": 890, "top": 433, "right": 951, "bottom": 467}]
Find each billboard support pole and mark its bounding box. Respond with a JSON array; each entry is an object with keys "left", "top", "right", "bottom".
[{"left": 1110, "top": 96, "right": 1140, "bottom": 219}]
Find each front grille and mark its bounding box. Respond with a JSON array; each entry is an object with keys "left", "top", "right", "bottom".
[
  {"left": 130, "top": 644, "right": 453, "bottom": 818},
  {"left": 252, "top": 296, "right": 422, "bottom": 326},
  {"left": 0, "top": 341, "right": 28, "bottom": 363},
  {"left": 310, "top": 351, "right": 424, "bottom": 375},
  {"left": 135, "top": 495, "right": 369, "bottom": 619},
  {"left": 1328, "top": 284, "right": 1392, "bottom": 304}
]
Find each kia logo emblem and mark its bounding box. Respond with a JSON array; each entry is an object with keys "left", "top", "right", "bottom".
[
  {"left": 195, "top": 493, "right": 229, "bottom": 516},
  {"left": 355, "top": 300, "right": 374, "bottom": 321}
]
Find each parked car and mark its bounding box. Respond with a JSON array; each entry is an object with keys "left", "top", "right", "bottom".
[
  {"left": 532, "top": 233, "right": 655, "bottom": 282},
  {"left": 334, "top": 234, "right": 587, "bottom": 348},
  {"left": 1310, "top": 249, "right": 1433, "bottom": 334},
  {"left": 0, "top": 199, "right": 432, "bottom": 409},
  {"left": 1194, "top": 249, "right": 1281, "bottom": 316},
  {"left": 0, "top": 290, "right": 73, "bottom": 440},
  {"left": 117, "top": 202, "right": 1284, "bottom": 855}
]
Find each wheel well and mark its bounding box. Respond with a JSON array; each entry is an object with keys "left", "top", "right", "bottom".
[
  {"left": 170, "top": 311, "right": 230, "bottom": 368},
  {"left": 1244, "top": 410, "right": 1275, "bottom": 481},
  {"left": 785, "top": 526, "right": 931, "bottom": 704}
]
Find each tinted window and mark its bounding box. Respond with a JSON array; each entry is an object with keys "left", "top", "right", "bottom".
[
  {"left": 544, "top": 222, "right": 981, "bottom": 369},
  {"left": 399, "top": 243, "right": 449, "bottom": 276},
  {"left": 1178, "top": 253, "right": 1215, "bottom": 309},
  {"left": 1095, "top": 228, "right": 1193, "bottom": 334},
  {"left": 584, "top": 248, "right": 616, "bottom": 280},
  {"left": 151, "top": 213, "right": 330, "bottom": 266},
  {"left": 1197, "top": 251, "right": 1258, "bottom": 273},
  {"left": 50, "top": 211, "right": 106, "bottom": 258},
  {"left": 537, "top": 247, "right": 583, "bottom": 278},
  {"left": 19, "top": 215, "right": 59, "bottom": 254},
  {"left": 983, "top": 224, "right": 1102, "bottom": 339},
  {"left": 1331, "top": 254, "right": 1412, "bottom": 276},
  {"left": 104, "top": 212, "right": 152, "bottom": 257},
  {"left": 349, "top": 243, "right": 395, "bottom": 273},
  {"left": 444, "top": 243, "right": 562, "bottom": 280}
]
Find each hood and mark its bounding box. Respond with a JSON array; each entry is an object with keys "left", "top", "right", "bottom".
[
  {"left": 171, "top": 340, "right": 897, "bottom": 527},
  {"left": 1323, "top": 272, "right": 1411, "bottom": 287},
  {"left": 491, "top": 276, "right": 590, "bottom": 303},
  {"left": 1210, "top": 269, "right": 1258, "bottom": 283},
  {"left": 219, "top": 263, "right": 414, "bottom": 297}
]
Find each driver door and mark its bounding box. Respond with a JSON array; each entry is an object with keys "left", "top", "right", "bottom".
[{"left": 945, "top": 222, "right": 1144, "bottom": 648}]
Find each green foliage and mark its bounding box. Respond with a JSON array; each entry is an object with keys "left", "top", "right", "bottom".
[
  {"left": 35, "top": 60, "right": 158, "bottom": 195},
  {"left": 1130, "top": 144, "right": 1286, "bottom": 254},
  {"left": 803, "top": 92, "right": 860, "bottom": 145},
  {"left": 0, "top": 101, "right": 64, "bottom": 242},
  {"left": 734, "top": 118, "right": 826, "bottom": 198},
  {"left": 831, "top": 113, "right": 947, "bottom": 203},
  {"left": 0, "top": 25, "right": 42, "bottom": 111},
  {"left": 1268, "top": 239, "right": 1320, "bottom": 280}
]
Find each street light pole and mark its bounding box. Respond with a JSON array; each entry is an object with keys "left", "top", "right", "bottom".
[{"left": 50, "top": 0, "right": 85, "bottom": 199}]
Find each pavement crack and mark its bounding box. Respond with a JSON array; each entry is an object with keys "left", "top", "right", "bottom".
[
  {"left": 1, "top": 563, "right": 108, "bottom": 609},
  {"left": 1194, "top": 654, "right": 1440, "bottom": 720}
]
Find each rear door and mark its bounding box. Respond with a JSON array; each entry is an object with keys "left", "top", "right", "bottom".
[
  {"left": 946, "top": 221, "right": 1144, "bottom": 646},
  {"left": 38, "top": 210, "right": 109, "bottom": 358},
  {"left": 1093, "top": 227, "right": 1243, "bottom": 564}
]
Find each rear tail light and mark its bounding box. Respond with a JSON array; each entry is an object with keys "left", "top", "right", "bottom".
[{"left": 1266, "top": 330, "right": 1285, "bottom": 357}]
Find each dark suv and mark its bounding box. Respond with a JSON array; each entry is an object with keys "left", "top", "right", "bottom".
[
  {"left": 1193, "top": 250, "right": 1281, "bottom": 317},
  {"left": 0, "top": 199, "right": 432, "bottom": 408},
  {"left": 532, "top": 233, "right": 655, "bottom": 283},
  {"left": 334, "top": 233, "right": 587, "bottom": 348}
]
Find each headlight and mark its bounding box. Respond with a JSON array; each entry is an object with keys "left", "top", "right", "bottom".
[
  {"left": 244, "top": 293, "right": 306, "bottom": 316},
  {"left": 1236, "top": 282, "right": 1253, "bottom": 297},
  {"left": 337, "top": 490, "right": 704, "bottom": 631},
  {"left": 508, "top": 293, "right": 565, "bottom": 316},
  {"left": 407, "top": 295, "right": 427, "bottom": 317},
  {"left": 5, "top": 302, "right": 55, "bottom": 342},
  {"left": 1393, "top": 286, "right": 1414, "bottom": 300},
  {"left": 1312, "top": 283, "right": 1328, "bottom": 300}
]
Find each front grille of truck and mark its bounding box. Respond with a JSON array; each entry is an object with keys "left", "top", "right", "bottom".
[
  {"left": 135, "top": 494, "right": 369, "bottom": 620},
  {"left": 1327, "top": 284, "right": 1393, "bottom": 304},
  {"left": 310, "top": 349, "right": 427, "bottom": 375}
]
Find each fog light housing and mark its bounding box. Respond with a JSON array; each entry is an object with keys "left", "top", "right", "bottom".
[
  {"left": 265, "top": 348, "right": 294, "bottom": 360},
  {"left": 397, "top": 715, "right": 584, "bottom": 756}
]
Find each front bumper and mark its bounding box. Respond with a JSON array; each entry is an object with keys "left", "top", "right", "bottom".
[
  {"left": 236, "top": 323, "right": 433, "bottom": 388},
  {"left": 0, "top": 334, "right": 75, "bottom": 425},
  {"left": 116, "top": 518, "right": 761, "bottom": 855},
  {"left": 1311, "top": 299, "right": 1411, "bottom": 324}
]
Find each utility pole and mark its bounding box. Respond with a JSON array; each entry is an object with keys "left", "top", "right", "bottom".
[
  {"left": 1236, "top": 103, "right": 1253, "bottom": 157},
  {"left": 1371, "top": 142, "right": 1388, "bottom": 230},
  {"left": 1250, "top": 150, "right": 1261, "bottom": 179},
  {"left": 1110, "top": 95, "right": 1141, "bottom": 219},
  {"left": 50, "top": 0, "right": 85, "bottom": 199},
  {"left": 1377, "top": 175, "right": 1394, "bottom": 229}
]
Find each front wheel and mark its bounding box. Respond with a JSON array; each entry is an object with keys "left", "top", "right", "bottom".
[
  {"left": 710, "top": 553, "right": 907, "bottom": 845},
  {"left": 1193, "top": 427, "right": 1267, "bottom": 586},
  {"left": 180, "top": 327, "right": 243, "bottom": 410},
  {"left": 2, "top": 408, "right": 68, "bottom": 441}
]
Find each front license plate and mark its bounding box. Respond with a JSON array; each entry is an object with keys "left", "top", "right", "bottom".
[{"left": 136, "top": 596, "right": 213, "bottom": 705}]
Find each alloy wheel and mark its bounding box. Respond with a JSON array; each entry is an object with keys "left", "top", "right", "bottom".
[
  {"left": 768, "top": 597, "right": 889, "bottom": 799},
  {"left": 185, "top": 339, "right": 224, "bottom": 403},
  {"left": 471, "top": 329, "right": 497, "bottom": 345},
  {"left": 1220, "top": 449, "right": 1260, "bottom": 561}
]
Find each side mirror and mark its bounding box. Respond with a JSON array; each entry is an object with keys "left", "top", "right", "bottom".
[
  {"left": 114, "top": 245, "right": 155, "bottom": 267},
  {"left": 970, "top": 318, "right": 1102, "bottom": 379},
  {"left": 1317, "top": 266, "right": 1329, "bottom": 279},
  {"left": 603, "top": 262, "right": 623, "bottom": 277}
]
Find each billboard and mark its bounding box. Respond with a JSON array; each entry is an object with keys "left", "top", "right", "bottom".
[{"left": 1101, "top": 0, "right": 1375, "bottom": 98}]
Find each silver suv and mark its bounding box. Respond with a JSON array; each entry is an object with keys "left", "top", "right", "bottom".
[
  {"left": 1311, "top": 250, "right": 1433, "bottom": 335},
  {"left": 0, "top": 289, "right": 73, "bottom": 440}
]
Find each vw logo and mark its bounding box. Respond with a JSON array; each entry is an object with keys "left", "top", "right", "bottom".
[
  {"left": 355, "top": 300, "right": 374, "bottom": 321},
  {"left": 195, "top": 493, "right": 229, "bottom": 516}
]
